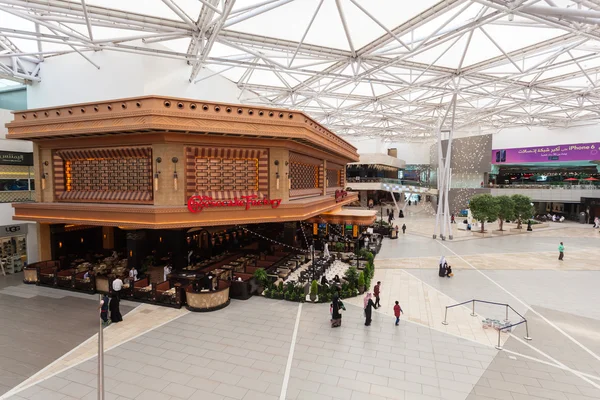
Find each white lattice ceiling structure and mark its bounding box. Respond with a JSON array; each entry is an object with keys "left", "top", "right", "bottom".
[{"left": 2, "top": 0, "right": 600, "bottom": 140}]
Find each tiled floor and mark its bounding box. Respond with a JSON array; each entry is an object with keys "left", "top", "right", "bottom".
[
  {"left": 0, "top": 273, "right": 135, "bottom": 397},
  {"left": 2, "top": 217, "right": 600, "bottom": 400}
]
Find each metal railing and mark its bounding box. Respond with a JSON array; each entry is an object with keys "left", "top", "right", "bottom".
[
  {"left": 442, "top": 299, "right": 532, "bottom": 350},
  {"left": 493, "top": 183, "right": 600, "bottom": 190},
  {"left": 346, "top": 177, "right": 431, "bottom": 188},
  {"left": 0, "top": 191, "right": 35, "bottom": 203}
]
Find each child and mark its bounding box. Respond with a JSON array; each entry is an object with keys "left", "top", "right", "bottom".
[
  {"left": 99, "top": 294, "right": 110, "bottom": 327},
  {"left": 393, "top": 301, "right": 403, "bottom": 326}
]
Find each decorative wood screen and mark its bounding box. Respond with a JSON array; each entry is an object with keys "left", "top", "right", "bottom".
[
  {"left": 53, "top": 147, "right": 153, "bottom": 203},
  {"left": 326, "top": 161, "right": 344, "bottom": 193},
  {"left": 186, "top": 147, "right": 268, "bottom": 200},
  {"left": 289, "top": 152, "right": 323, "bottom": 198}
]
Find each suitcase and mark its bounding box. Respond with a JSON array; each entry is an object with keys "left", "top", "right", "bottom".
[{"left": 331, "top": 318, "right": 341, "bottom": 328}]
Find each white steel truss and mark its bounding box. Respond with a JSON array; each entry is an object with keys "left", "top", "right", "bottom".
[{"left": 2, "top": 0, "right": 600, "bottom": 140}]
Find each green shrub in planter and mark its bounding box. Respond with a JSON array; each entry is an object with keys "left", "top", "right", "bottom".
[
  {"left": 357, "top": 272, "right": 365, "bottom": 294},
  {"left": 344, "top": 266, "right": 359, "bottom": 288},
  {"left": 253, "top": 268, "right": 269, "bottom": 289},
  {"left": 310, "top": 280, "right": 318, "bottom": 302}
]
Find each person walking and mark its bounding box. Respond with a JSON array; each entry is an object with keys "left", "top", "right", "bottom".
[
  {"left": 109, "top": 294, "right": 123, "bottom": 323},
  {"left": 373, "top": 281, "right": 381, "bottom": 309},
  {"left": 99, "top": 294, "right": 110, "bottom": 327},
  {"left": 331, "top": 289, "right": 345, "bottom": 328},
  {"left": 558, "top": 242, "right": 565, "bottom": 261},
  {"left": 402, "top": 224, "right": 406, "bottom": 234},
  {"left": 393, "top": 301, "right": 404, "bottom": 326},
  {"left": 364, "top": 293, "right": 375, "bottom": 326},
  {"left": 112, "top": 276, "right": 123, "bottom": 299}
]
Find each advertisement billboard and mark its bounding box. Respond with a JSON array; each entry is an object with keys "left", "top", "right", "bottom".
[{"left": 491, "top": 142, "right": 600, "bottom": 164}]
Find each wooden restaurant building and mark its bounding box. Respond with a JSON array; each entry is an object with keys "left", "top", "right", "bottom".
[{"left": 6, "top": 96, "right": 376, "bottom": 311}]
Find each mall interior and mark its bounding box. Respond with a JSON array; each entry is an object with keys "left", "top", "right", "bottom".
[{"left": 1, "top": 2, "right": 600, "bottom": 400}]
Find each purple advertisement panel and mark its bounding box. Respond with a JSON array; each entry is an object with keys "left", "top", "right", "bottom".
[{"left": 491, "top": 142, "right": 600, "bottom": 164}]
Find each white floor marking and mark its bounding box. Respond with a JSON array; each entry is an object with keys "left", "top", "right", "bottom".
[
  {"left": 1, "top": 306, "right": 189, "bottom": 400},
  {"left": 508, "top": 334, "right": 600, "bottom": 390},
  {"left": 437, "top": 241, "right": 600, "bottom": 386},
  {"left": 503, "top": 347, "right": 600, "bottom": 383},
  {"left": 280, "top": 303, "right": 302, "bottom": 400}
]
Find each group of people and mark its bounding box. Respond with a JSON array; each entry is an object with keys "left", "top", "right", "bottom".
[
  {"left": 548, "top": 213, "right": 566, "bottom": 222},
  {"left": 330, "top": 281, "right": 405, "bottom": 328},
  {"left": 438, "top": 256, "right": 453, "bottom": 278},
  {"left": 99, "top": 293, "right": 122, "bottom": 326}
]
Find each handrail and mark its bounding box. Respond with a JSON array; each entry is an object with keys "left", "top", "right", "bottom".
[{"left": 442, "top": 299, "right": 532, "bottom": 350}]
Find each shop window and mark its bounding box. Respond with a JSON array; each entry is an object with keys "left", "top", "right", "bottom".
[{"left": 0, "top": 164, "right": 34, "bottom": 203}]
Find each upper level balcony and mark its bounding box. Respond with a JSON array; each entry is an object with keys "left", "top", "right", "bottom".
[
  {"left": 345, "top": 177, "right": 437, "bottom": 195},
  {"left": 491, "top": 183, "right": 600, "bottom": 202}
]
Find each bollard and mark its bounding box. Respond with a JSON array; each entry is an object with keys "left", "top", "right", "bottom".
[
  {"left": 524, "top": 320, "right": 532, "bottom": 341},
  {"left": 98, "top": 294, "right": 105, "bottom": 400},
  {"left": 495, "top": 329, "right": 502, "bottom": 350}
]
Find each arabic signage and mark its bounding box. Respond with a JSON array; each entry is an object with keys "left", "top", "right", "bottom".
[
  {"left": 492, "top": 142, "right": 600, "bottom": 164},
  {"left": 187, "top": 195, "right": 282, "bottom": 213},
  {"left": 0, "top": 151, "right": 33, "bottom": 166},
  {"left": 335, "top": 189, "right": 348, "bottom": 203}
]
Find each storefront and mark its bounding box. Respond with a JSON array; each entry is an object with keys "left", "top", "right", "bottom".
[
  {"left": 0, "top": 223, "right": 28, "bottom": 275},
  {"left": 7, "top": 96, "right": 376, "bottom": 310}
]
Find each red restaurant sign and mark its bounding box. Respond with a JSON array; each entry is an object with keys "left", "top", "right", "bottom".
[
  {"left": 187, "top": 195, "right": 282, "bottom": 213},
  {"left": 335, "top": 190, "right": 348, "bottom": 203}
]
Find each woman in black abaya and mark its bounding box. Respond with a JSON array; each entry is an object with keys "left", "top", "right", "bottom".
[
  {"left": 109, "top": 294, "right": 123, "bottom": 323},
  {"left": 364, "top": 292, "right": 375, "bottom": 326},
  {"left": 330, "top": 289, "right": 344, "bottom": 327}
]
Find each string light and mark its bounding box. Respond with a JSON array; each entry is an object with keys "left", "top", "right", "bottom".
[{"left": 236, "top": 225, "right": 310, "bottom": 253}]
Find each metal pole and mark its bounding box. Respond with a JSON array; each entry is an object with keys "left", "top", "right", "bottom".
[
  {"left": 495, "top": 329, "right": 502, "bottom": 350},
  {"left": 524, "top": 320, "right": 532, "bottom": 341},
  {"left": 98, "top": 294, "right": 105, "bottom": 400},
  {"left": 471, "top": 300, "right": 476, "bottom": 317},
  {"left": 442, "top": 307, "right": 449, "bottom": 325},
  {"left": 311, "top": 242, "right": 315, "bottom": 282}
]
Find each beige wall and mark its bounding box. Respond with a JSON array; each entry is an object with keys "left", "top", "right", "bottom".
[
  {"left": 152, "top": 144, "right": 186, "bottom": 206},
  {"left": 38, "top": 146, "right": 54, "bottom": 203},
  {"left": 268, "top": 147, "right": 290, "bottom": 201},
  {"left": 37, "top": 223, "right": 51, "bottom": 261}
]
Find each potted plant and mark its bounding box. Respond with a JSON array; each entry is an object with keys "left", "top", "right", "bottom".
[
  {"left": 344, "top": 266, "right": 358, "bottom": 288},
  {"left": 334, "top": 242, "right": 345, "bottom": 258},
  {"left": 309, "top": 280, "right": 318, "bottom": 302},
  {"left": 253, "top": 268, "right": 269, "bottom": 295},
  {"left": 357, "top": 271, "right": 365, "bottom": 294}
]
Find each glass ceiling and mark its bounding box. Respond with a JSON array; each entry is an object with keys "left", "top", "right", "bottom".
[{"left": 1, "top": 0, "right": 600, "bottom": 141}]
